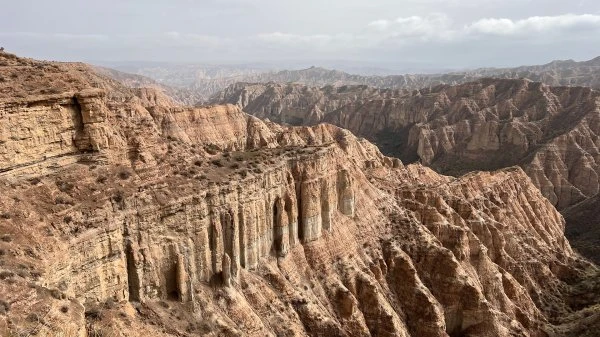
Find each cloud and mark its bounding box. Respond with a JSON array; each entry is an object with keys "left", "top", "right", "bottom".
[
  {"left": 367, "top": 19, "right": 391, "bottom": 31},
  {"left": 249, "top": 13, "right": 600, "bottom": 66},
  {"left": 256, "top": 14, "right": 453, "bottom": 52},
  {"left": 5, "top": 14, "right": 599, "bottom": 54},
  {"left": 367, "top": 14, "right": 452, "bottom": 39},
  {"left": 3, "top": 13, "right": 600, "bottom": 66},
  {"left": 364, "top": 13, "right": 600, "bottom": 42},
  {"left": 466, "top": 14, "right": 600, "bottom": 36}
]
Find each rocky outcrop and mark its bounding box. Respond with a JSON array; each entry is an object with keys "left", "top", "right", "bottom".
[
  {"left": 1, "top": 52, "right": 599, "bottom": 337},
  {"left": 213, "top": 80, "right": 600, "bottom": 212}
]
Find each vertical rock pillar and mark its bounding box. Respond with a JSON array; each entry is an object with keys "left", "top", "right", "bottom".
[
  {"left": 175, "top": 251, "right": 189, "bottom": 302},
  {"left": 222, "top": 253, "right": 232, "bottom": 287},
  {"left": 320, "top": 179, "right": 333, "bottom": 231},
  {"left": 300, "top": 180, "right": 322, "bottom": 242},
  {"left": 272, "top": 197, "right": 289, "bottom": 257},
  {"left": 285, "top": 193, "right": 299, "bottom": 248},
  {"left": 337, "top": 169, "right": 355, "bottom": 217}
]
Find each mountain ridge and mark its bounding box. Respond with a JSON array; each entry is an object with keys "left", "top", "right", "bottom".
[
  {"left": 210, "top": 79, "right": 600, "bottom": 261},
  {"left": 2, "top": 50, "right": 600, "bottom": 337},
  {"left": 98, "top": 55, "right": 600, "bottom": 104}
]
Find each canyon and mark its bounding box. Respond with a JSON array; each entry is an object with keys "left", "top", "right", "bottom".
[
  {"left": 101, "top": 56, "right": 600, "bottom": 105},
  {"left": 1, "top": 51, "right": 600, "bottom": 337},
  {"left": 211, "top": 80, "right": 600, "bottom": 263},
  {"left": 212, "top": 80, "right": 600, "bottom": 210}
]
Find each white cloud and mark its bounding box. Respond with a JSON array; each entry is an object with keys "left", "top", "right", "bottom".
[
  {"left": 260, "top": 13, "right": 600, "bottom": 49},
  {"left": 367, "top": 19, "right": 391, "bottom": 31},
  {"left": 5, "top": 14, "right": 599, "bottom": 53},
  {"left": 368, "top": 14, "right": 451, "bottom": 37},
  {"left": 249, "top": 13, "right": 600, "bottom": 65},
  {"left": 389, "top": 14, "right": 451, "bottom": 38},
  {"left": 3, "top": 13, "right": 600, "bottom": 66},
  {"left": 466, "top": 14, "right": 600, "bottom": 36}
]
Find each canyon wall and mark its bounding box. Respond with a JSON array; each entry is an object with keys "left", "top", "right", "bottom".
[
  {"left": 1, "top": 52, "right": 599, "bottom": 337},
  {"left": 213, "top": 80, "right": 600, "bottom": 211}
]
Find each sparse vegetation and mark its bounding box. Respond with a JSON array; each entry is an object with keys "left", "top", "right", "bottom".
[
  {"left": 112, "top": 191, "right": 124, "bottom": 204},
  {"left": 56, "top": 180, "right": 74, "bottom": 193},
  {"left": 0, "top": 271, "right": 15, "bottom": 280},
  {"left": 55, "top": 196, "right": 74, "bottom": 206},
  {"left": 211, "top": 159, "right": 224, "bottom": 167},
  {"left": 204, "top": 144, "right": 220, "bottom": 155},
  {"left": 118, "top": 169, "right": 132, "bottom": 180},
  {"left": 50, "top": 289, "right": 66, "bottom": 300},
  {"left": 0, "top": 299, "right": 9, "bottom": 315}
]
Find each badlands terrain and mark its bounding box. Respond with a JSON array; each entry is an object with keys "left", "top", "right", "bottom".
[
  {"left": 212, "top": 80, "right": 600, "bottom": 209},
  {"left": 211, "top": 80, "right": 600, "bottom": 263},
  {"left": 103, "top": 56, "right": 600, "bottom": 104},
  {"left": 1, "top": 50, "right": 600, "bottom": 337}
]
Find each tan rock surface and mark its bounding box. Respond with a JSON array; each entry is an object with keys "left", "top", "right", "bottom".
[
  {"left": 213, "top": 80, "right": 600, "bottom": 261},
  {"left": 1, "top": 51, "right": 599, "bottom": 337},
  {"left": 213, "top": 80, "right": 600, "bottom": 210}
]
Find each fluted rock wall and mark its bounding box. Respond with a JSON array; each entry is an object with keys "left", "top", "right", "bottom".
[
  {"left": 41, "top": 145, "right": 359, "bottom": 306},
  {"left": 213, "top": 80, "right": 600, "bottom": 212},
  {"left": 1, "top": 53, "right": 599, "bottom": 337}
]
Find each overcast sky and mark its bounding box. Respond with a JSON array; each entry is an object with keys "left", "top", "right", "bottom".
[{"left": 1, "top": 0, "right": 600, "bottom": 71}]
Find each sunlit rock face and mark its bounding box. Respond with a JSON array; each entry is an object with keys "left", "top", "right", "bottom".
[
  {"left": 1, "top": 51, "right": 599, "bottom": 337},
  {"left": 213, "top": 80, "right": 600, "bottom": 211}
]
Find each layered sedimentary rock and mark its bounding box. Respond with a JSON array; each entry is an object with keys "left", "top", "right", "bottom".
[
  {"left": 1, "top": 51, "right": 600, "bottom": 337},
  {"left": 213, "top": 80, "right": 600, "bottom": 212}
]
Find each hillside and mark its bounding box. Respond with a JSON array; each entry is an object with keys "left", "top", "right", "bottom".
[
  {"left": 212, "top": 80, "right": 600, "bottom": 262},
  {"left": 1, "top": 51, "right": 599, "bottom": 337},
  {"left": 564, "top": 194, "right": 600, "bottom": 264}
]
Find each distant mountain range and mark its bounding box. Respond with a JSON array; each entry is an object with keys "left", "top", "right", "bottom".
[{"left": 96, "top": 56, "right": 600, "bottom": 104}]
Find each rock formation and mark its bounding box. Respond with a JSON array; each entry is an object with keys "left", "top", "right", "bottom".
[
  {"left": 1, "top": 51, "right": 599, "bottom": 337},
  {"left": 213, "top": 80, "right": 600, "bottom": 212},
  {"left": 212, "top": 80, "right": 600, "bottom": 263},
  {"left": 101, "top": 55, "right": 600, "bottom": 104}
]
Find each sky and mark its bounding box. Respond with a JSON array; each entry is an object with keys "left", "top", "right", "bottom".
[{"left": 1, "top": 0, "right": 600, "bottom": 71}]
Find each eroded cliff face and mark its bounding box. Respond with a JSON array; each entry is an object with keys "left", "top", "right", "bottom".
[
  {"left": 1, "top": 52, "right": 600, "bottom": 337},
  {"left": 212, "top": 80, "right": 600, "bottom": 212}
]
